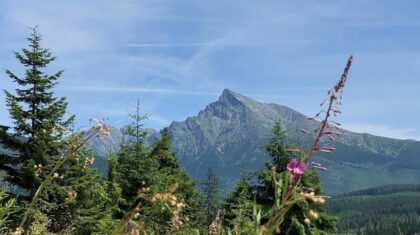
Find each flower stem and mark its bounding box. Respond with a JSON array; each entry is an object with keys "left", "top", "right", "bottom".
[
  {"left": 259, "top": 55, "right": 353, "bottom": 234},
  {"left": 18, "top": 132, "right": 95, "bottom": 229}
]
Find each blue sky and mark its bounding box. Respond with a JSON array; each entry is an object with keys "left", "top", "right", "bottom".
[{"left": 1, "top": 0, "right": 420, "bottom": 140}]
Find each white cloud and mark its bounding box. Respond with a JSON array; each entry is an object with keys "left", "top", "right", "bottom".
[
  {"left": 0, "top": 1, "right": 172, "bottom": 54},
  {"left": 126, "top": 40, "right": 328, "bottom": 48},
  {"left": 147, "top": 115, "right": 171, "bottom": 126},
  {"left": 61, "top": 86, "right": 218, "bottom": 96},
  {"left": 262, "top": 87, "right": 326, "bottom": 91},
  {"left": 127, "top": 42, "right": 215, "bottom": 48},
  {"left": 342, "top": 122, "right": 420, "bottom": 141}
]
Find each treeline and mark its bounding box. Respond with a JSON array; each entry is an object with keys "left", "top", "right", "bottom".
[
  {"left": 336, "top": 184, "right": 420, "bottom": 197},
  {"left": 329, "top": 185, "right": 420, "bottom": 235}
]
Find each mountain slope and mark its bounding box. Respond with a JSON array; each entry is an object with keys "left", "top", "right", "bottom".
[{"left": 166, "top": 89, "right": 420, "bottom": 194}]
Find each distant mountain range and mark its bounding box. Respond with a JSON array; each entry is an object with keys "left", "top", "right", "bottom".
[{"left": 78, "top": 89, "right": 420, "bottom": 194}]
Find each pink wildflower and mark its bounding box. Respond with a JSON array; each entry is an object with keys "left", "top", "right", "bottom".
[{"left": 287, "top": 159, "right": 306, "bottom": 175}]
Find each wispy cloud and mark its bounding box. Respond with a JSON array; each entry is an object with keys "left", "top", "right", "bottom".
[
  {"left": 2, "top": 0, "right": 420, "bottom": 133},
  {"left": 248, "top": 94, "right": 316, "bottom": 100},
  {"left": 262, "top": 87, "right": 326, "bottom": 91},
  {"left": 342, "top": 122, "right": 420, "bottom": 141},
  {"left": 344, "top": 21, "right": 420, "bottom": 27},
  {"left": 147, "top": 115, "right": 172, "bottom": 126},
  {"left": 61, "top": 86, "right": 219, "bottom": 96},
  {"left": 127, "top": 42, "right": 216, "bottom": 48},
  {"left": 126, "top": 40, "right": 329, "bottom": 48}
]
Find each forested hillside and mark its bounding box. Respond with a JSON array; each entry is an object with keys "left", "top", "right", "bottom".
[{"left": 329, "top": 184, "right": 420, "bottom": 234}]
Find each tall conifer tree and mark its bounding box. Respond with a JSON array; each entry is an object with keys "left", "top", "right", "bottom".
[
  {"left": 202, "top": 167, "right": 221, "bottom": 225},
  {"left": 146, "top": 128, "right": 206, "bottom": 234},
  {"left": 125, "top": 98, "right": 148, "bottom": 158},
  {"left": 111, "top": 100, "right": 153, "bottom": 211},
  {"left": 0, "top": 27, "right": 113, "bottom": 233},
  {"left": 0, "top": 26, "right": 74, "bottom": 197},
  {"left": 110, "top": 103, "right": 206, "bottom": 233},
  {"left": 149, "top": 128, "right": 179, "bottom": 170}
]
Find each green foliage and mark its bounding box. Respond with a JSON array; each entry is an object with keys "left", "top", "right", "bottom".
[
  {"left": 224, "top": 122, "right": 337, "bottom": 234},
  {"left": 224, "top": 174, "right": 258, "bottom": 234},
  {"left": 330, "top": 184, "right": 420, "bottom": 235},
  {"left": 0, "top": 27, "right": 74, "bottom": 197},
  {"left": 265, "top": 121, "right": 291, "bottom": 171},
  {"left": 125, "top": 99, "right": 149, "bottom": 158},
  {"left": 0, "top": 28, "right": 114, "bottom": 233},
  {"left": 0, "top": 29, "right": 405, "bottom": 235},
  {"left": 0, "top": 188, "right": 16, "bottom": 232},
  {"left": 109, "top": 104, "right": 206, "bottom": 234},
  {"left": 66, "top": 160, "right": 115, "bottom": 234},
  {"left": 202, "top": 167, "right": 221, "bottom": 225},
  {"left": 15, "top": 133, "right": 116, "bottom": 234},
  {"left": 150, "top": 128, "right": 179, "bottom": 170}
]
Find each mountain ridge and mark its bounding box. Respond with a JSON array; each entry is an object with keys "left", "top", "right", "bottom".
[
  {"left": 164, "top": 89, "right": 420, "bottom": 194},
  {"left": 3, "top": 89, "right": 418, "bottom": 194},
  {"left": 84, "top": 88, "right": 420, "bottom": 194}
]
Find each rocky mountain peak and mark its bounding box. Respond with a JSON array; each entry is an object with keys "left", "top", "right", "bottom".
[
  {"left": 220, "top": 89, "right": 241, "bottom": 101},
  {"left": 218, "top": 89, "right": 254, "bottom": 107},
  {"left": 219, "top": 89, "right": 299, "bottom": 112}
]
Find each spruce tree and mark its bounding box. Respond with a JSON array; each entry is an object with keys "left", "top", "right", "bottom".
[
  {"left": 111, "top": 104, "right": 206, "bottom": 234},
  {"left": 0, "top": 27, "right": 113, "bottom": 233},
  {"left": 111, "top": 101, "right": 153, "bottom": 212},
  {"left": 146, "top": 128, "right": 206, "bottom": 234},
  {"left": 265, "top": 121, "right": 291, "bottom": 171},
  {"left": 224, "top": 174, "right": 256, "bottom": 234},
  {"left": 125, "top": 98, "right": 149, "bottom": 158},
  {"left": 202, "top": 167, "right": 221, "bottom": 225},
  {"left": 0, "top": 27, "right": 74, "bottom": 197},
  {"left": 149, "top": 128, "right": 179, "bottom": 170}
]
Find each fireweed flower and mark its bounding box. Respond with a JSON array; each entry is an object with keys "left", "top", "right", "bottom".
[
  {"left": 287, "top": 158, "right": 306, "bottom": 175},
  {"left": 260, "top": 56, "right": 353, "bottom": 232}
]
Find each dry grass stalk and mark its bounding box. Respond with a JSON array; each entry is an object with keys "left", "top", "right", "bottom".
[
  {"left": 209, "top": 209, "right": 223, "bottom": 235},
  {"left": 113, "top": 183, "right": 188, "bottom": 235}
]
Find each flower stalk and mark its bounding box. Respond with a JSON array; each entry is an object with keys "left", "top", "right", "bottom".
[
  {"left": 259, "top": 55, "right": 353, "bottom": 234},
  {"left": 17, "top": 119, "right": 110, "bottom": 232}
]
